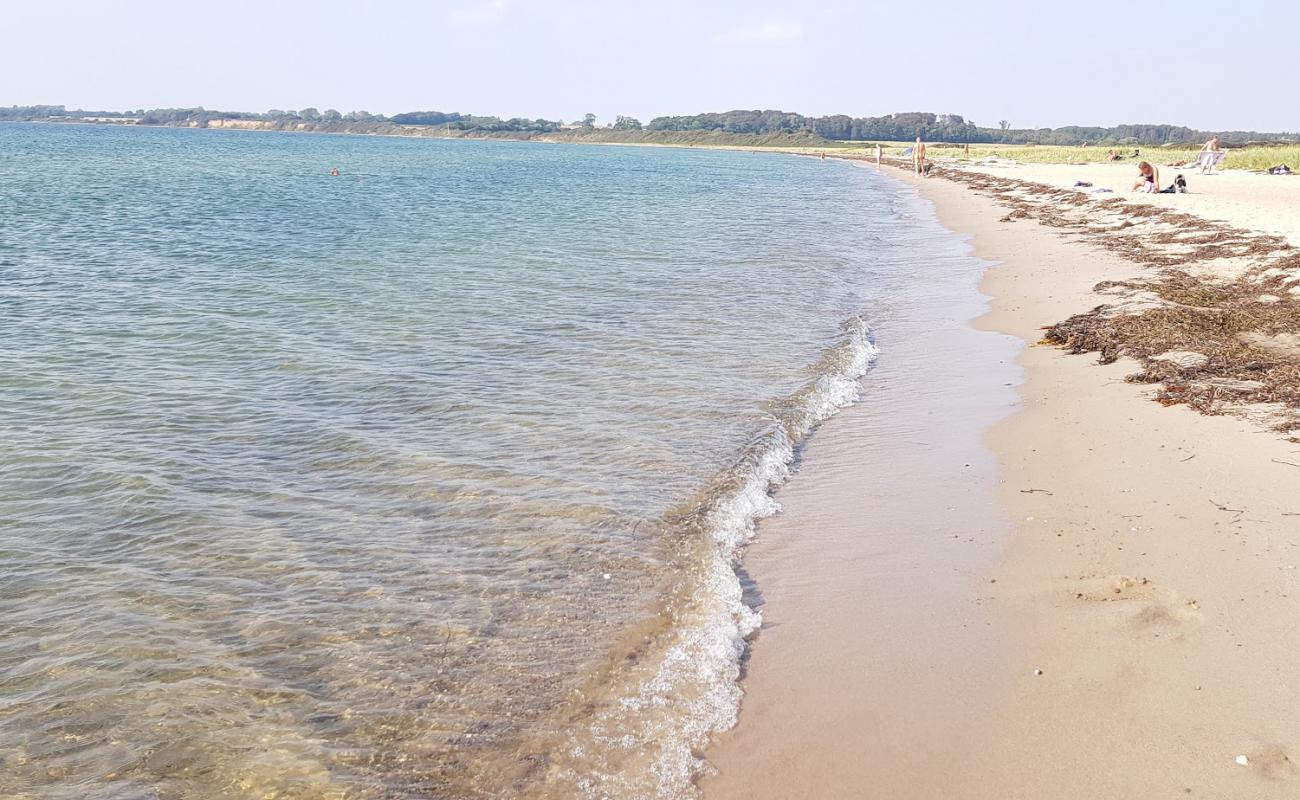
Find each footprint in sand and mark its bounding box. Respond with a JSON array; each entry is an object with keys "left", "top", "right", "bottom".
[
  {"left": 1242, "top": 745, "right": 1298, "bottom": 780},
  {"left": 1127, "top": 603, "right": 1198, "bottom": 634},
  {"left": 1072, "top": 574, "right": 1161, "bottom": 603},
  {"left": 1070, "top": 574, "right": 1201, "bottom": 638}
]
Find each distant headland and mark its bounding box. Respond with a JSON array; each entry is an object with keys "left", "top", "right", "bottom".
[{"left": 4, "top": 105, "right": 1297, "bottom": 147}]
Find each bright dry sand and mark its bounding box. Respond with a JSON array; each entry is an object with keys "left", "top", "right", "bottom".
[
  {"left": 701, "top": 166, "right": 1300, "bottom": 797},
  {"left": 962, "top": 160, "right": 1300, "bottom": 246}
]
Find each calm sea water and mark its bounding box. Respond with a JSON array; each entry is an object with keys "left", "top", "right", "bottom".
[{"left": 1, "top": 124, "right": 952, "bottom": 798}]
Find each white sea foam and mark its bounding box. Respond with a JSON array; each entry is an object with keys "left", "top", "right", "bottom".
[
  {"left": 5, "top": 127, "right": 909, "bottom": 800},
  {"left": 562, "top": 317, "right": 879, "bottom": 798}
]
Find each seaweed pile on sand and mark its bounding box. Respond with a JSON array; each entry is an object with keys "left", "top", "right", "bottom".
[
  {"left": 1048, "top": 267, "right": 1300, "bottom": 432},
  {"left": 912, "top": 162, "right": 1300, "bottom": 435}
]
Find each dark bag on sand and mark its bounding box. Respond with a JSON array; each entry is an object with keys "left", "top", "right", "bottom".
[{"left": 1268, "top": 165, "right": 1293, "bottom": 175}]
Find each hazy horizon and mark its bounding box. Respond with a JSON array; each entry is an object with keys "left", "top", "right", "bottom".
[{"left": 7, "top": 0, "right": 1298, "bottom": 133}]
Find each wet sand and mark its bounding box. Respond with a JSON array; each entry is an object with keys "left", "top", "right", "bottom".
[{"left": 702, "top": 166, "right": 1300, "bottom": 797}]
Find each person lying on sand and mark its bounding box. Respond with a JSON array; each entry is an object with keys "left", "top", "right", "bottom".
[{"left": 1132, "top": 161, "right": 1160, "bottom": 193}]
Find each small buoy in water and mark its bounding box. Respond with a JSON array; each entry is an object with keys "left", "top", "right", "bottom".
[{"left": 1235, "top": 755, "right": 1250, "bottom": 767}]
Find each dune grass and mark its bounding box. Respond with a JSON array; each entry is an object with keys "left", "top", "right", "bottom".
[
  {"left": 553, "top": 137, "right": 1297, "bottom": 174},
  {"left": 779, "top": 141, "right": 1298, "bottom": 172},
  {"left": 910, "top": 143, "right": 1298, "bottom": 172},
  {"left": 960, "top": 144, "right": 1298, "bottom": 172}
]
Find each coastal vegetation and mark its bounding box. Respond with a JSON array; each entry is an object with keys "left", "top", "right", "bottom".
[
  {"left": 5, "top": 105, "right": 1296, "bottom": 150},
  {"left": 389, "top": 110, "right": 562, "bottom": 132},
  {"left": 550, "top": 127, "right": 826, "bottom": 147},
  {"left": 644, "top": 110, "right": 1295, "bottom": 147},
  {"left": 951, "top": 144, "right": 1300, "bottom": 173},
  {"left": 0, "top": 105, "right": 831, "bottom": 148},
  {"left": 0, "top": 105, "right": 563, "bottom": 135},
  {"left": 823, "top": 142, "right": 1300, "bottom": 173}
]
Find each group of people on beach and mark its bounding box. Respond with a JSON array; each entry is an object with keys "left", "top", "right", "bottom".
[
  {"left": 1131, "top": 135, "right": 1222, "bottom": 194},
  {"left": 868, "top": 132, "right": 1227, "bottom": 192},
  {"left": 902, "top": 137, "right": 974, "bottom": 177}
]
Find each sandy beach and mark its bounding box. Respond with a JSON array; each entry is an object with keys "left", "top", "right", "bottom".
[
  {"left": 961, "top": 159, "right": 1300, "bottom": 246},
  {"left": 702, "top": 162, "right": 1300, "bottom": 798}
]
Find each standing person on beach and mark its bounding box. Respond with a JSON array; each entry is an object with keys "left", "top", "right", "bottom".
[
  {"left": 913, "top": 136, "right": 926, "bottom": 176},
  {"left": 874, "top": 143, "right": 883, "bottom": 166},
  {"left": 1199, "top": 134, "right": 1222, "bottom": 174}
]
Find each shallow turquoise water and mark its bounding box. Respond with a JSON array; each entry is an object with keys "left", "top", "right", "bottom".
[{"left": 1, "top": 123, "right": 929, "bottom": 798}]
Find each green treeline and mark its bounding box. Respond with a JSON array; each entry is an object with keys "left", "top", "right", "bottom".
[
  {"left": 3, "top": 105, "right": 1295, "bottom": 146},
  {"left": 646, "top": 110, "right": 1296, "bottom": 146},
  {"left": 388, "top": 111, "right": 561, "bottom": 132},
  {"left": 0, "top": 105, "right": 387, "bottom": 126}
]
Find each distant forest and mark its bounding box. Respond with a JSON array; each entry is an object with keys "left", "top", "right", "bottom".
[
  {"left": 3, "top": 105, "right": 1296, "bottom": 146},
  {"left": 644, "top": 110, "right": 1297, "bottom": 146},
  {"left": 0, "top": 105, "right": 565, "bottom": 135}
]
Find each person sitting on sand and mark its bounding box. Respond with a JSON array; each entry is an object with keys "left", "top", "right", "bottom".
[
  {"left": 913, "top": 136, "right": 927, "bottom": 177},
  {"left": 1199, "top": 135, "right": 1222, "bottom": 174},
  {"left": 1106, "top": 149, "right": 1121, "bottom": 162},
  {"left": 1132, "top": 161, "right": 1160, "bottom": 193}
]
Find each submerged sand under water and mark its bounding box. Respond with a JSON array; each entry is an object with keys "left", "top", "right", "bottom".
[{"left": 0, "top": 126, "right": 993, "bottom": 798}]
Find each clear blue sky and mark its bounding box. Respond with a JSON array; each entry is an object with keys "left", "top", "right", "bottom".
[{"left": 6, "top": 0, "right": 1297, "bottom": 132}]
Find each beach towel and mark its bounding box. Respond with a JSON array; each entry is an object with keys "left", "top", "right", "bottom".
[{"left": 1199, "top": 151, "right": 1225, "bottom": 168}]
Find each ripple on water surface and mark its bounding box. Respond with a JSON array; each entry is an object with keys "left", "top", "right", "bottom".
[{"left": 1, "top": 124, "right": 922, "bottom": 798}]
